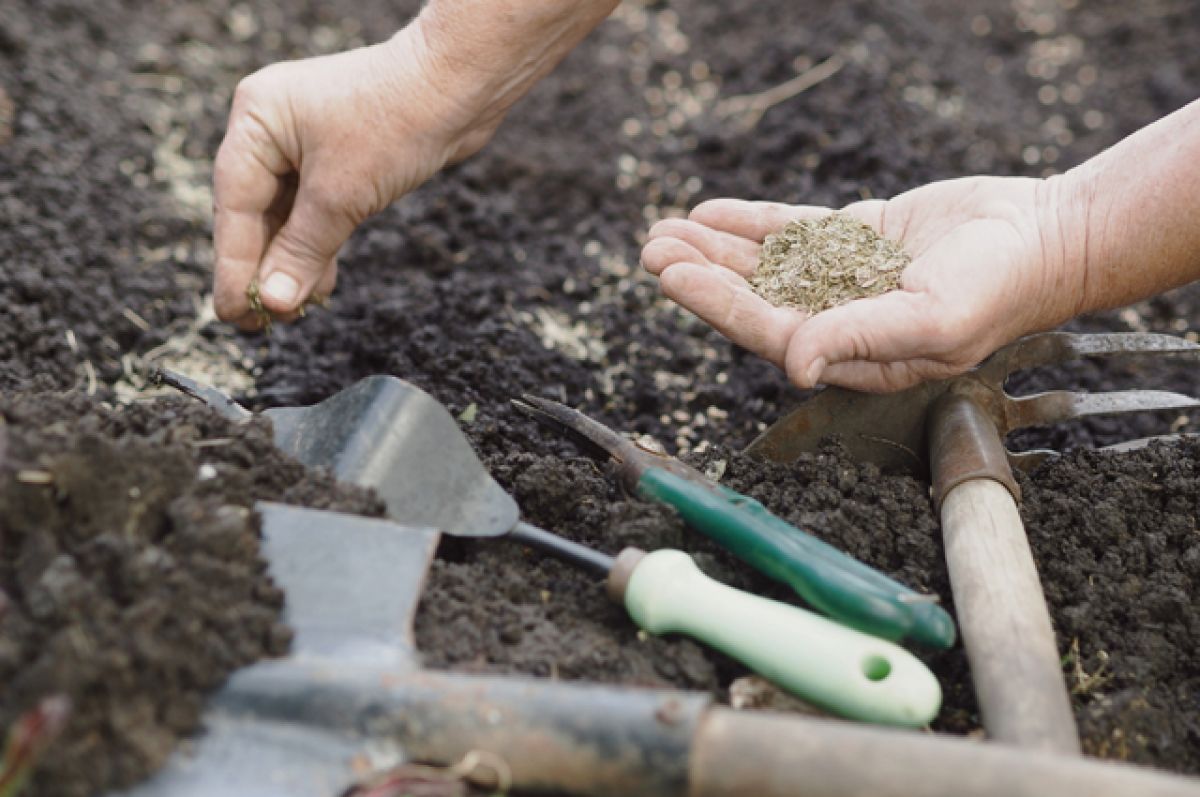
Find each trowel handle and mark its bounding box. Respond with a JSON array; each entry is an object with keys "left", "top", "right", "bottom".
[
  {"left": 635, "top": 469, "right": 956, "bottom": 649},
  {"left": 615, "top": 549, "right": 942, "bottom": 727}
]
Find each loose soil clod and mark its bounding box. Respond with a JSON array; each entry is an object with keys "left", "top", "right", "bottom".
[
  {"left": 749, "top": 214, "right": 909, "bottom": 314},
  {"left": 0, "top": 394, "right": 382, "bottom": 797}
]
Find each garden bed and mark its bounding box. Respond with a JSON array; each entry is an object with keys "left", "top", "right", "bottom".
[{"left": 1, "top": 0, "right": 1198, "bottom": 793}]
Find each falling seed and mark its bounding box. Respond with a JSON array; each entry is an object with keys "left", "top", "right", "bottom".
[
  {"left": 121, "top": 307, "right": 151, "bottom": 332},
  {"left": 245, "top": 278, "right": 273, "bottom": 332},
  {"left": 17, "top": 470, "right": 54, "bottom": 485}
]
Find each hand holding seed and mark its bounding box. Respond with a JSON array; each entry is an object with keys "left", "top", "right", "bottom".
[{"left": 641, "top": 177, "right": 1083, "bottom": 393}]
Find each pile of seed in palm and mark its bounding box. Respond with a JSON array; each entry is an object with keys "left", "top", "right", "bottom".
[{"left": 749, "top": 213, "right": 910, "bottom": 314}]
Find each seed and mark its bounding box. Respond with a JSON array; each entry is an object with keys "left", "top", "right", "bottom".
[{"left": 748, "top": 214, "right": 910, "bottom": 314}]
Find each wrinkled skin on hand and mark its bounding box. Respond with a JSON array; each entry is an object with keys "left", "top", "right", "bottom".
[
  {"left": 212, "top": 32, "right": 494, "bottom": 329},
  {"left": 641, "top": 177, "right": 1083, "bottom": 393}
]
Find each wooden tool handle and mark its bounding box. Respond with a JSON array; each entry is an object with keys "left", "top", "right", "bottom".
[
  {"left": 690, "top": 708, "right": 1197, "bottom": 797},
  {"left": 941, "top": 477, "right": 1080, "bottom": 753}
]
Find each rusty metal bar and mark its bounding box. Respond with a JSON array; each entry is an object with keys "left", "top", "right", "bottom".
[{"left": 929, "top": 393, "right": 1021, "bottom": 508}]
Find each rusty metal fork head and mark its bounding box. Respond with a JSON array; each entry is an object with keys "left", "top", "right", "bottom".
[{"left": 746, "top": 331, "right": 1200, "bottom": 475}]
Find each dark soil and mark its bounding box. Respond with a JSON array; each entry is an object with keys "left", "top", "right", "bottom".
[
  {"left": 0, "top": 394, "right": 381, "bottom": 796},
  {"left": 1020, "top": 440, "right": 1200, "bottom": 770},
  {"left": 2, "top": 0, "right": 1200, "bottom": 792}
]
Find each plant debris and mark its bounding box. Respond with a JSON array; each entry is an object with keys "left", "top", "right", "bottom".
[
  {"left": 749, "top": 214, "right": 910, "bottom": 314},
  {"left": 0, "top": 86, "right": 13, "bottom": 148}
]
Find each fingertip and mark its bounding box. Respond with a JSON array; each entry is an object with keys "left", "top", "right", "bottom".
[
  {"left": 646, "top": 218, "right": 677, "bottom": 240},
  {"left": 804, "top": 357, "right": 826, "bottom": 389},
  {"left": 687, "top": 198, "right": 741, "bottom": 225},
  {"left": 641, "top": 237, "right": 710, "bottom": 275},
  {"left": 657, "top": 260, "right": 709, "bottom": 296},
  {"left": 782, "top": 304, "right": 853, "bottom": 388},
  {"left": 646, "top": 217, "right": 692, "bottom": 241},
  {"left": 261, "top": 271, "right": 301, "bottom": 310}
]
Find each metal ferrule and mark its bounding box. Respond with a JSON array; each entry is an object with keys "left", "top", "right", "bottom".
[{"left": 928, "top": 393, "right": 1021, "bottom": 510}]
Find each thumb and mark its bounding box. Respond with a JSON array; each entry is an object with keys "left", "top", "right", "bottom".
[
  {"left": 783, "top": 290, "right": 941, "bottom": 388},
  {"left": 257, "top": 189, "right": 355, "bottom": 314}
]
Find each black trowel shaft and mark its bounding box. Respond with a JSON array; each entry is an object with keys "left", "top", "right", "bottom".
[{"left": 508, "top": 522, "right": 615, "bottom": 577}]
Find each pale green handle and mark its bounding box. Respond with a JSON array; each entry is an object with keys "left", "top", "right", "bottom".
[{"left": 624, "top": 550, "right": 942, "bottom": 728}]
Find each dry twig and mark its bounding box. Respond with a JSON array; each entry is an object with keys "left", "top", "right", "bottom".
[{"left": 716, "top": 53, "right": 845, "bottom": 131}]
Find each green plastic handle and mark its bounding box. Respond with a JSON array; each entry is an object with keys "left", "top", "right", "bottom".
[
  {"left": 624, "top": 549, "right": 942, "bottom": 727},
  {"left": 636, "top": 468, "right": 956, "bottom": 649}
]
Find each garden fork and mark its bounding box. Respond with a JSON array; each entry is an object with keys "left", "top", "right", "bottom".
[{"left": 746, "top": 331, "right": 1200, "bottom": 754}]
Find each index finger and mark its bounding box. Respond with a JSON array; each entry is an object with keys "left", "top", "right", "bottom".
[{"left": 212, "top": 126, "right": 289, "bottom": 323}]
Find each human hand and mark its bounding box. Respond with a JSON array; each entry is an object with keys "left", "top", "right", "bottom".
[
  {"left": 641, "top": 177, "right": 1087, "bottom": 392},
  {"left": 213, "top": 0, "right": 621, "bottom": 330},
  {"left": 212, "top": 31, "right": 497, "bottom": 329}
]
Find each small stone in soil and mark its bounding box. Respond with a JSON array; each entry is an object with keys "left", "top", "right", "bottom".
[{"left": 749, "top": 213, "right": 910, "bottom": 314}]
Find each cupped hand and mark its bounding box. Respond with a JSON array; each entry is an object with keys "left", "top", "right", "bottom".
[
  {"left": 641, "top": 177, "right": 1083, "bottom": 392},
  {"left": 212, "top": 31, "right": 496, "bottom": 329}
]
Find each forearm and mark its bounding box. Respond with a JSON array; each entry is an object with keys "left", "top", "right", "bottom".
[
  {"left": 1058, "top": 98, "right": 1200, "bottom": 316},
  {"left": 401, "top": 0, "right": 620, "bottom": 149}
]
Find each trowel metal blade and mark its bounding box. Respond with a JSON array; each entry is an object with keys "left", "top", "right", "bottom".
[
  {"left": 112, "top": 503, "right": 438, "bottom": 797},
  {"left": 265, "top": 375, "right": 518, "bottom": 538}
]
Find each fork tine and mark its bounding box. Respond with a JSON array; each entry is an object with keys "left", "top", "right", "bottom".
[
  {"left": 1005, "top": 448, "right": 1060, "bottom": 474},
  {"left": 980, "top": 331, "right": 1200, "bottom": 382},
  {"left": 1003, "top": 388, "right": 1200, "bottom": 432}
]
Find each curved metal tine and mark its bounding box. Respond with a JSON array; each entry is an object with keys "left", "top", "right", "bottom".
[
  {"left": 157, "top": 368, "right": 253, "bottom": 422},
  {"left": 512, "top": 395, "right": 628, "bottom": 461},
  {"left": 1101, "top": 432, "right": 1200, "bottom": 453},
  {"left": 979, "top": 331, "right": 1200, "bottom": 385},
  {"left": 1007, "top": 433, "right": 1200, "bottom": 473},
  {"left": 1002, "top": 388, "right": 1200, "bottom": 434},
  {"left": 1005, "top": 448, "right": 1059, "bottom": 474}
]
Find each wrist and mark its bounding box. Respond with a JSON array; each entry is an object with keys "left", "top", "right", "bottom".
[
  {"left": 379, "top": 16, "right": 507, "bottom": 165},
  {"left": 1033, "top": 168, "right": 1105, "bottom": 324},
  {"left": 396, "top": 0, "right": 618, "bottom": 161}
]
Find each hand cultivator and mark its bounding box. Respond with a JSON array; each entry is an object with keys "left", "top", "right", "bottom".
[
  {"left": 130, "top": 340, "right": 1200, "bottom": 797},
  {"left": 748, "top": 331, "right": 1200, "bottom": 754}
]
